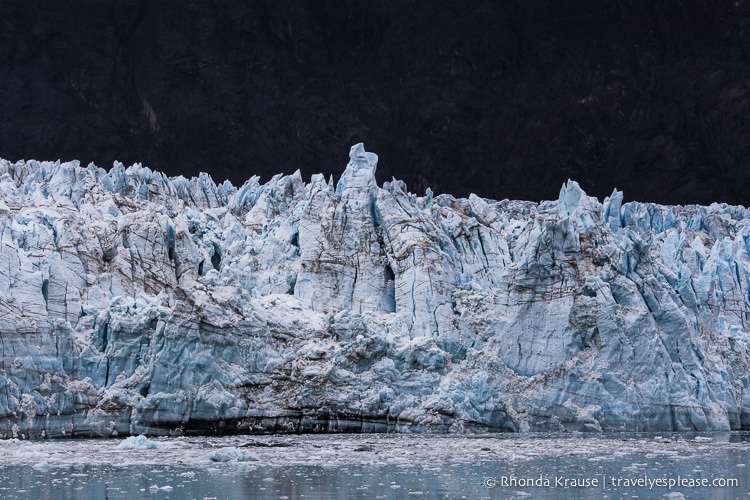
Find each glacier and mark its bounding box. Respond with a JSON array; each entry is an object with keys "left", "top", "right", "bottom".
[{"left": 1, "top": 143, "right": 750, "bottom": 438}]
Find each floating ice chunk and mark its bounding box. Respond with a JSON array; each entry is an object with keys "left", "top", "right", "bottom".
[
  {"left": 116, "top": 435, "right": 158, "bottom": 450},
  {"left": 661, "top": 493, "right": 686, "bottom": 500},
  {"left": 148, "top": 484, "right": 173, "bottom": 491},
  {"left": 208, "top": 447, "right": 258, "bottom": 463}
]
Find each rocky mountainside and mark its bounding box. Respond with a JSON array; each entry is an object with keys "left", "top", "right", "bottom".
[
  {"left": 1, "top": 144, "right": 750, "bottom": 438},
  {"left": 1, "top": 1, "right": 750, "bottom": 205}
]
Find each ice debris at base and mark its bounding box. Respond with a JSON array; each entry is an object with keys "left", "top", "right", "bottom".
[
  {"left": 149, "top": 484, "right": 173, "bottom": 492},
  {"left": 0, "top": 434, "right": 746, "bottom": 469},
  {"left": 1, "top": 143, "right": 750, "bottom": 437},
  {"left": 116, "top": 435, "right": 158, "bottom": 450},
  {"left": 207, "top": 447, "right": 258, "bottom": 462}
]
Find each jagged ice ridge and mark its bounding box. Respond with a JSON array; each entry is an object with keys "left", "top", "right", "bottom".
[{"left": 1, "top": 144, "right": 750, "bottom": 438}]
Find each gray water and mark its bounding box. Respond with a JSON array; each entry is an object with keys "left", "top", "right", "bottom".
[{"left": 0, "top": 433, "right": 748, "bottom": 499}]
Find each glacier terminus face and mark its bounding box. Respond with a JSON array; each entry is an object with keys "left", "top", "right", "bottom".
[{"left": 1, "top": 144, "right": 749, "bottom": 438}]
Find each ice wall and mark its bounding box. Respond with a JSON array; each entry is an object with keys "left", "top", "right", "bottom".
[{"left": 1, "top": 145, "right": 749, "bottom": 438}]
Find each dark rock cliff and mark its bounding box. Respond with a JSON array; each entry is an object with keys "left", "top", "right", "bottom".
[{"left": 1, "top": 0, "right": 749, "bottom": 205}]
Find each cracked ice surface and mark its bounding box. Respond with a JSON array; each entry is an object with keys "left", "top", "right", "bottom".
[{"left": 1, "top": 144, "right": 750, "bottom": 438}]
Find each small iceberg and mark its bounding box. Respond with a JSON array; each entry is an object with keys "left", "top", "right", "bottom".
[
  {"left": 116, "top": 435, "right": 158, "bottom": 450},
  {"left": 208, "top": 447, "right": 258, "bottom": 463}
]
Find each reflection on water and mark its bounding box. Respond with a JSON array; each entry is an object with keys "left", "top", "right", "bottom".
[{"left": 0, "top": 433, "right": 748, "bottom": 499}]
